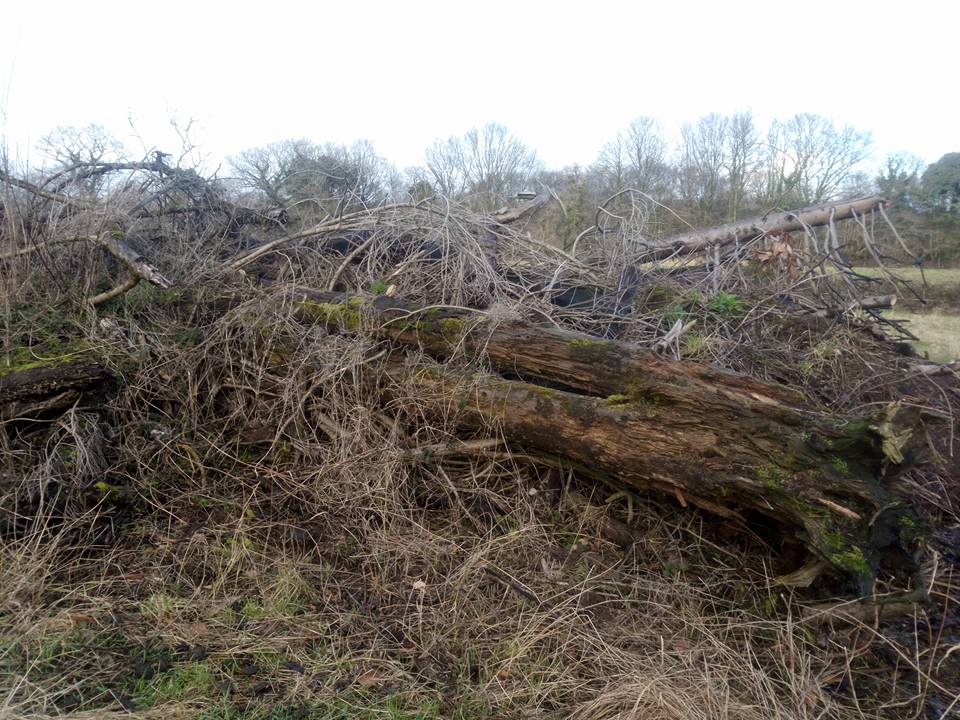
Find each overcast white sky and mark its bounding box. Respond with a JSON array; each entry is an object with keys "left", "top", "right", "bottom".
[{"left": 2, "top": 0, "right": 956, "bottom": 175}]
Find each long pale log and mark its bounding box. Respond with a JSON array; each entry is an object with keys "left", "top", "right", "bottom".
[
  {"left": 647, "top": 196, "right": 887, "bottom": 260},
  {"left": 297, "top": 291, "right": 922, "bottom": 588}
]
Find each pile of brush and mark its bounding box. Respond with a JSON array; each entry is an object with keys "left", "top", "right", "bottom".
[{"left": 1, "top": 159, "right": 957, "bottom": 718}]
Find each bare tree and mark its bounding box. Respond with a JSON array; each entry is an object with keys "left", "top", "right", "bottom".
[
  {"left": 623, "top": 116, "right": 669, "bottom": 194},
  {"left": 596, "top": 116, "right": 668, "bottom": 197},
  {"left": 36, "top": 124, "right": 128, "bottom": 195},
  {"left": 596, "top": 133, "right": 628, "bottom": 194},
  {"left": 676, "top": 114, "right": 729, "bottom": 224},
  {"left": 424, "top": 123, "right": 541, "bottom": 210},
  {"left": 231, "top": 139, "right": 302, "bottom": 208},
  {"left": 463, "top": 123, "right": 541, "bottom": 203},
  {"left": 754, "top": 123, "right": 794, "bottom": 209},
  {"left": 758, "top": 114, "right": 872, "bottom": 206},
  {"left": 423, "top": 136, "right": 468, "bottom": 197},
  {"left": 231, "top": 139, "right": 394, "bottom": 218},
  {"left": 39, "top": 124, "right": 126, "bottom": 169},
  {"left": 723, "top": 112, "right": 758, "bottom": 220}
]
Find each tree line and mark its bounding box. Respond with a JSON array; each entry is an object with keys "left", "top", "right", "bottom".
[{"left": 11, "top": 115, "right": 960, "bottom": 263}]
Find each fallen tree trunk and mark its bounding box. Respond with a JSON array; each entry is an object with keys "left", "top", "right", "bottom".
[
  {"left": 0, "top": 358, "right": 114, "bottom": 420},
  {"left": 647, "top": 195, "right": 886, "bottom": 260},
  {"left": 0, "top": 288, "right": 925, "bottom": 587},
  {"left": 297, "top": 290, "right": 923, "bottom": 588},
  {"left": 811, "top": 294, "right": 897, "bottom": 318}
]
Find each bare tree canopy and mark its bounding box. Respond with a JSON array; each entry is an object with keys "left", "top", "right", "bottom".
[
  {"left": 424, "top": 122, "right": 542, "bottom": 210},
  {"left": 757, "top": 113, "right": 872, "bottom": 206},
  {"left": 597, "top": 116, "right": 670, "bottom": 196},
  {"left": 230, "top": 138, "right": 396, "bottom": 218}
]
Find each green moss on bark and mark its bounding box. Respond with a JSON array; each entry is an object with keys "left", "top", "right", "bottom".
[
  {"left": 298, "top": 298, "right": 365, "bottom": 330},
  {"left": 1, "top": 338, "right": 93, "bottom": 377}
]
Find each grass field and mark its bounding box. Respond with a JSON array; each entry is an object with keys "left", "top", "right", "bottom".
[
  {"left": 887, "top": 311, "right": 960, "bottom": 362},
  {"left": 852, "top": 265, "right": 960, "bottom": 286},
  {"left": 851, "top": 266, "right": 960, "bottom": 362}
]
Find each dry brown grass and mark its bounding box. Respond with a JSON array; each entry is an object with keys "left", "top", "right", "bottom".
[{"left": 2, "top": 162, "right": 959, "bottom": 719}]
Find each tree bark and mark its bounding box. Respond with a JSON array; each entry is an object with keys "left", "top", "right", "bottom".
[
  {"left": 0, "top": 289, "right": 925, "bottom": 586},
  {"left": 297, "top": 290, "right": 922, "bottom": 588},
  {"left": 0, "top": 359, "right": 114, "bottom": 419}
]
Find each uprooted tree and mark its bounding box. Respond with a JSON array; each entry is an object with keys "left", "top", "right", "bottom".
[{"left": 1, "top": 155, "right": 956, "bottom": 595}]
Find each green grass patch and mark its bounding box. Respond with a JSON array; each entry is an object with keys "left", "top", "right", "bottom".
[
  {"left": 706, "top": 291, "right": 745, "bottom": 318},
  {"left": 886, "top": 311, "right": 960, "bottom": 362},
  {"left": 132, "top": 660, "right": 219, "bottom": 708},
  {"left": 852, "top": 266, "right": 960, "bottom": 286},
  {"left": 854, "top": 266, "right": 960, "bottom": 309}
]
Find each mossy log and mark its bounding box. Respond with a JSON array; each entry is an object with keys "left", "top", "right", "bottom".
[
  {"left": 0, "top": 290, "right": 925, "bottom": 587},
  {"left": 296, "top": 290, "right": 923, "bottom": 589},
  {"left": 1, "top": 355, "right": 113, "bottom": 420}
]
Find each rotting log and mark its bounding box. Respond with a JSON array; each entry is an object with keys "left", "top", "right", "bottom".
[
  {"left": 295, "top": 290, "right": 925, "bottom": 589},
  {"left": 0, "top": 289, "right": 927, "bottom": 588},
  {"left": 0, "top": 357, "right": 114, "bottom": 420},
  {"left": 647, "top": 195, "right": 887, "bottom": 260}
]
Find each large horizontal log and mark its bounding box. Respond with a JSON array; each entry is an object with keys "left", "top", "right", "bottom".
[
  {"left": 0, "top": 289, "right": 923, "bottom": 586},
  {"left": 647, "top": 195, "right": 886, "bottom": 260},
  {"left": 297, "top": 290, "right": 922, "bottom": 588}
]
